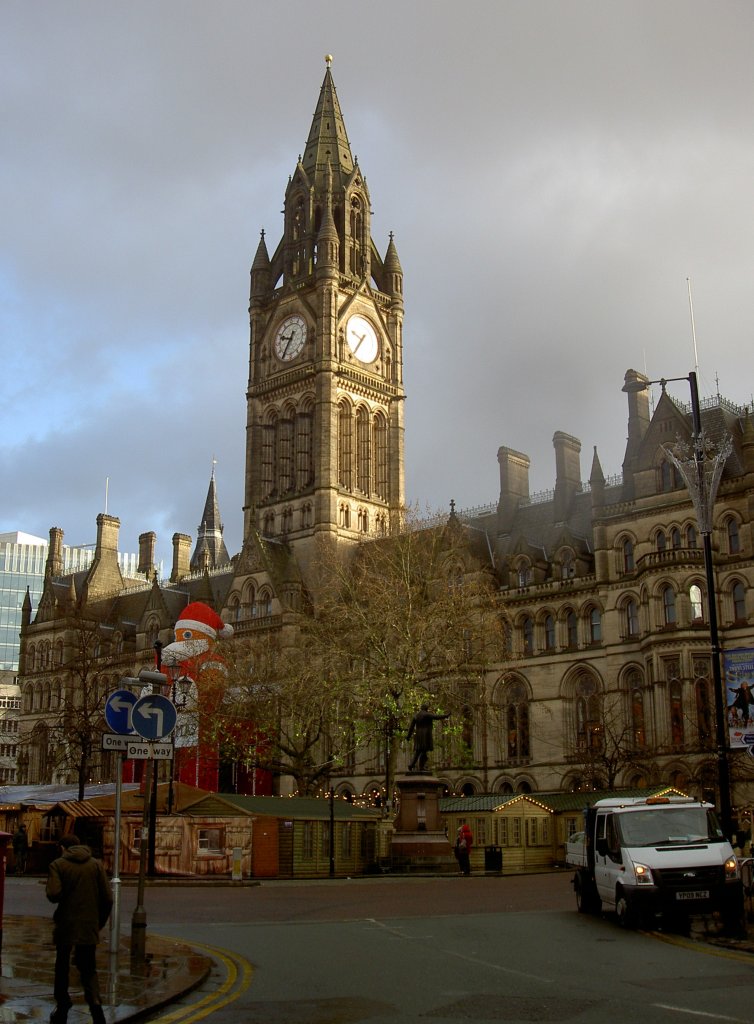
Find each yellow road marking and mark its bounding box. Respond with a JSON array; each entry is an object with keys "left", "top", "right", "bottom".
[
  {"left": 149, "top": 937, "right": 254, "bottom": 1024},
  {"left": 650, "top": 930, "right": 754, "bottom": 966}
]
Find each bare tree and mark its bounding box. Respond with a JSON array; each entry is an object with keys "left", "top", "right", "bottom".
[
  {"left": 572, "top": 691, "right": 653, "bottom": 791},
  {"left": 209, "top": 630, "right": 354, "bottom": 795},
  {"left": 211, "top": 518, "right": 505, "bottom": 799},
  {"left": 21, "top": 611, "right": 113, "bottom": 800},
  {"left": 305, "top": 517, "right": 506, "bottom": 799}
]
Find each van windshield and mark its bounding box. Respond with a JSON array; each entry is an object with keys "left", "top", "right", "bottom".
[{"left": 617, "top": 806, "right": 723, "bottom": 847}]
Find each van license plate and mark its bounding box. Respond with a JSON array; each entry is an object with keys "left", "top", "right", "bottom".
[{"left": 676, "top": 890, "right": 709, "bottom": 901}]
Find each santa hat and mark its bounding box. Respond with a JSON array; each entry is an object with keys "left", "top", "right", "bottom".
[{"left": 176, "top": 602, "right": 233, "bottom": 640}]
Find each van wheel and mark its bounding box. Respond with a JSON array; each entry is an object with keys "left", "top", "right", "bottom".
[
  {"left": 616, "top": 889, "right": 638, "bottom": 929},
  {"left": 575, "top": 873, "right": 601, "bottom": 915}
]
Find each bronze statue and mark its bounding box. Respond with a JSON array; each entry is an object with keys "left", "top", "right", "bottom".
[{"left": 407, "top": 704, "right": 450, "bottom": 771}]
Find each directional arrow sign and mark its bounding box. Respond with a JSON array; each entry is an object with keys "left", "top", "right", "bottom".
[
  {"left": 131, "top": 694, "right": 177, "bottom": 741},
  {"left": 104, "top": 689, "right": 138, "bottom": 735}
]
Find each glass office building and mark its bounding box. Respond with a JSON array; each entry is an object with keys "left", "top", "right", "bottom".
[{"left": 0, "top": 531, "right": 142, "bottom": 671}]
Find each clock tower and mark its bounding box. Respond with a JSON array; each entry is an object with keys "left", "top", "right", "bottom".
[{"left": 243, "top": 57, "right": 405, "bottom": 574}]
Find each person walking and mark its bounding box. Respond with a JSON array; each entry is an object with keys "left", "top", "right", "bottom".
[
  {"left": 12, "top": 823, "right": 29, "bottom": 874},
  {"left": 455, "top": 824, "right": 473, "bottom": 876},
  {"left": 46, "top": 834, "right": 113, "bottom": 1024}
]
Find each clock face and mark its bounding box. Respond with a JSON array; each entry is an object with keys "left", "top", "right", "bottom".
[
  {"left": 274, "top": 315, "right": 307, "bottom": 361},
  {"left": 345, "top": 314, "right": 379, "bottom": 363}
]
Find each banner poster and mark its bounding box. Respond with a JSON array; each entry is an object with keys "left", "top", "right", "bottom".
[{"left": 723, "top": 647, "right": 754, "bottom": 749}]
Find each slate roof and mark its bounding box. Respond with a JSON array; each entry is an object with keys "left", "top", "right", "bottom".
[{"left": 439, "top": 786, "right": 688, "bottom": 816}]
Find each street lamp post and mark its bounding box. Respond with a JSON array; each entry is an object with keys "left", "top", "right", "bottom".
[{"left": 623, "top": 371, "right": 733, "bottom": 837}]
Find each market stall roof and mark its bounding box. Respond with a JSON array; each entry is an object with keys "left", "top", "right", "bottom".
[
  {"left": 0, "top": 783, "right": 141, "bottom": 808},
  {"left": 43, "top": 800, "right": 105, "bottom": 818}
]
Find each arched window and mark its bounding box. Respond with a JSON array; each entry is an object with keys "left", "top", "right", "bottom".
[
  {"left": 686, "top": 523, "right": 698, "bottom": 548},
  {"left": 656, "top": 531, "right": 667, "bottom": 553},
  {"left": 277, "top": 409, "right": 295, "bottom": 494},
  {"left": 522, "top": 617, "right": 534, "bottom": 656},
  {"left": 574, "top": 674, "right": 602, "bottom": 752},
  {"left": 662, "top": 586, "right": 677, "bottom": 626},
  {"left": 300, "top": 503, "right": 313, "bottom": 530},
  {"left": 561, "top": 551, "right": 575, "bottom": 579},
  {"left": 625, "top": 599, "right": 640, "bottom": 638},
  {"left": 670, "top": 527, "right": 682, "bottom": 550},
  {"left": 348, "top": 195, "right": 363, "bottom": 275},
  {"left": 373, "top": 413, "right": 388, "bottom": 499},
  {"left": 228, "top": 596, "right": 241, "bottom": 623},
  {"left": 689, "top": 583, "right": 704, "bottom": 622},
  {"left": 501, "top": 680, "right": 530, "bottom": 761},
  {"left": 290, "top": 196, "right": 307, "bottom": 277},
  {"left": 339, "top": 503, "right": 351, "bottom": 529},
  {"left": 263, "top": 511, "right": 275, "bottom": 535},
  {"left": 621, "top": 538, "right": 635, "bottom": 573},
  {"left": 588, "top": 607, "right": 602, "bottom": 644},
  {"left": 628, "top": 671, "right": 646, "bottom": 749},
  {"left": 732, "top": 580, "right": 747, "bottom": 622},
  {"left": 660, "top": 460, "right": 681, "bottom": 492},
  {"left": 566, "top": 610, "right": 578, "bottom": 648},
  {"left": 261, "top": 414, "right": 276, "bottom": 498},
  {"left": 544, "top": 614, "right": 556, "bottom": 651},
  {"left": 295, "top": 409, "right": 314, "bottom": 490},
  {"left": 338, "top": 402, "right": 353, "bottom": 490},
  {"left": 669, "top": 679, "right": 684, "bottom": 746},
  {"left": 356, "top": 407, "right": 371, "bottom": 493},
  {"left": 357, "top": 508, "right": 369, "bottom": 534},
  {"left": 726, "top": 517, "right": 741, "bottom": 554},
  {"left": 517, "top": 560, "right": 532, "bottom": 588}
]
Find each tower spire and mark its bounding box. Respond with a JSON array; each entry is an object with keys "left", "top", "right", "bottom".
[
  {"left": 190, "top": 463, "right": 230, "bottom": 571},
  {"left": 301, "top": 56, "right": 354, "bottom": 189}
]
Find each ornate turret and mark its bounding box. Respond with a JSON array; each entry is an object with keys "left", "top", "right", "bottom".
[{"left": 191, "top": 464, "right": 231, "bottom": 572}]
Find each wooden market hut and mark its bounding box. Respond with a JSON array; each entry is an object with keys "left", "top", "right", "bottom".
[{"left": 440, "top": 787, "right": 689, "bottom": 874}]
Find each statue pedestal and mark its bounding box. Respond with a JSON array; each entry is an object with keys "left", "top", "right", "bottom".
[{"left": 390, "top": 773, "right": 456, "bottom": 873}]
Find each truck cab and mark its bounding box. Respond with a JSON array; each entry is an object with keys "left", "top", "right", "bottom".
[{"left": 569, "top": 796, "right": 743, "bottom": 931}]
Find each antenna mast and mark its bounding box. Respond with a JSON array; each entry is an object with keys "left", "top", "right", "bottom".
[{"left": 687, "top": 277, "right": 700, "bottom": 376}]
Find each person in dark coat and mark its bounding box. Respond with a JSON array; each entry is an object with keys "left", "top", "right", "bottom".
[
  {"left": 46, "top": 834, "right": 113, "bottom": 1024},
  {"left": 12, "top": 823, "right": 29, "bottom": 874}
]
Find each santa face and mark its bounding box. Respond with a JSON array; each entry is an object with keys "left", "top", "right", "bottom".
[{"left": 161, "top": 635, "right": 210, "bottom": 667}]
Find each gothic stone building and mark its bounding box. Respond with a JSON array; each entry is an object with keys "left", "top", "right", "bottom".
[{"left": 17, "top": 62, "right": 754, "bottom": 814}]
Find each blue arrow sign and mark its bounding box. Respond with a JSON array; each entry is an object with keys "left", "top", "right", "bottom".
[
  {"left": 743, "top": 733, "right": 754, "bottom": 745},
  {"left": 131, "top": 694, "right": 177, "bottom": 741},
  {"left": 104, "top": 689, "right": 138, "bottom": 735}
]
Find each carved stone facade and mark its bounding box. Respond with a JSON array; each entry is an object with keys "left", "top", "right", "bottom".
[{"left": 15, "top": 63, "right": 754, "bottom": 814}]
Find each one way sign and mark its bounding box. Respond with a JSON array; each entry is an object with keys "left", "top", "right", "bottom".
[
  {"left": 131, "top": 694, "right": 177, "bottom": 741},
  {"left": 104, "top": 689, "right": 138, "bottom": 735}
]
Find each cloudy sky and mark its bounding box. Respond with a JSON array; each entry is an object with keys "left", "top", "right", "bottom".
[{"left": 3, "top": 1, "right": 754, "bottom": 568}]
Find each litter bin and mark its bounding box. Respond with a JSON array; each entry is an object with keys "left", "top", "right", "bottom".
[{"left": 484, "top": 845, "right": 503, "bottom": 874}]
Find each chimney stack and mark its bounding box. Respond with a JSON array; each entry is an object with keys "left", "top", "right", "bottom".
[
  {"left": 138, "top": 531, "right": 156, "bottom": 578},
  {"left": 553, "top": 432, "right": 582, "bottom": 522},
  {"left": 46, "top": 526, "right": 64, "bottom": 578},
  {"left": 497, "top": 446, "right": 530, "bottom": 532},
  {"left": 171, "top": 533, "right": 192, "bottom": 582}
]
